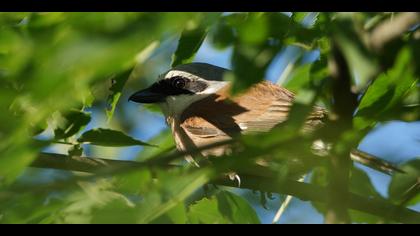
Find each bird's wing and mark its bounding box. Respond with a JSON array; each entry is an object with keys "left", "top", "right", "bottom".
[
  {"left": 180, "top": 81, "right": 327, "bottom": 137},
  {"left": 233, "top": 81, "right": 326, "bottom": 133},
  {"left": 233, "top": 81, "right": 294, "bottom": 133},
  {"left": 178, "top": 81, "right": 326, "bottom": 156}
]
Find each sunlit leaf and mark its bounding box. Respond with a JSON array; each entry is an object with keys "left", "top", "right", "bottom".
[
  {"left": 389, "top": 159, "right": 420, "bottom": 206},
  {"left": 332, "top": 16, "right": 378, "bottom": 89},
  {"left": 78, "top": 128, "right": 153, "bottom": 147},
  {"left": 187, "top": 190, "right": 260, "bottom": 224},
  {"left": 135, "top": 129, "right": 175, "bottom": 161},
  {"left": 105, "top": 68, "right": 133, "bottom": 123},
  {"left": 209, "top": 21, "right": 235, "bottom": 50},
  {"left": 54, "top": 110, "right": 91, "bottom": 140},
  {"left": 236, "top": 13, "right": 268, "bottom": 45},
  {"left": 229, "top": 45, "right": 276, "bottom": 94},
  {"left": 151, "top": 202, "right": 188, "bottom": 224},
  {"left": 292, "top": 12, "right": 309, "bottom": 24},
  {"left": 311, "top": 166, "right": 385, "bottom": 223},
  {"left": 135, "top": 168, "right": 213, "bottom": 223},
  {"left": 354, "top": 47, "right": 418, "bottom": 130},
  {"left": 283, "top": 63, "right": 311, "bottom": 92},
  {"left": 171, "top": 23, "right": 208, "bottom": 67},
  {"left": 68, "top": 144, "right": 83, "bottom": 156}
]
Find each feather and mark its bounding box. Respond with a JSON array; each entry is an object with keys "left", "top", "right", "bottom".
[{"left": 175, "top": 81, "right": 325, "bottom": 156}]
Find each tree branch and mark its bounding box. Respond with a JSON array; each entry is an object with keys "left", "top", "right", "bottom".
[
  {"left": 215, "top": 176, "right": 420, "bottom": 224},
  {"left": 369, "top": 12, "right": 420, "bottom": 53},
  {"left": 28, "top": 152, "right": 420, "bottom": 224},
  {"left": 32, "top": 152, "right": 170, "bottom": 173},
  {"left": 325, "top": 42, "right": 358, "bottom": 223}
]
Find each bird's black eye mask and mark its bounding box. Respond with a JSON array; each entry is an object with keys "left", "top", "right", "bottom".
[
  {"left": 153, "top": 76, "right": 208, "bottom": 96},
  {"left": 129, "top": 76, "right": 208, "bottom": 104}
]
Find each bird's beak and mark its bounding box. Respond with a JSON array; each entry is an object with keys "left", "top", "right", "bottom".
[{"left": 128, "top": 86, "right": 165, "bottom": 104}]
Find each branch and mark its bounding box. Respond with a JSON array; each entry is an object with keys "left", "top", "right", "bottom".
[
  {"left": 32, "top": 152, "right": 172, "bottom": 173},
  {"left": 369, "top": 12, "right": 420, "bottom": 53},
  {"left": 215, "top": 176, "right": 420, "bottom": 224},
  {"left": 325, "top": 42, "right": 358, "bottom": 223},
  {"left": 28, "top": 152, "right": 420, "bottom": 224}
]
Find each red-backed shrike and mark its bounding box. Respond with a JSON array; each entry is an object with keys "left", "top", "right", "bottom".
[{"left": 129, "top": 62, "right": 400, "bottom": 174}]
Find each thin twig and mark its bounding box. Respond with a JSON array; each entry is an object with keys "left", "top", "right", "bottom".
[{"left": 271, "top": 175, "right": 306, "bottom": 224}]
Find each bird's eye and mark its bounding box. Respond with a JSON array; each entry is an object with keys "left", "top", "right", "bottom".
[{"left": 172, "top": 77, "right": 186, "bottom": 89}]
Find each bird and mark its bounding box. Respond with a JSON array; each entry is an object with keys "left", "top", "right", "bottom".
[{"left": 128, "top": 62, "right": 401, "bottom": 175}]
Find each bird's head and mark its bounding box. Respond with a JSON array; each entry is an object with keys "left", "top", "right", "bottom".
[{"left": 129, "top": 62, "right": 229, "bottom": 117}]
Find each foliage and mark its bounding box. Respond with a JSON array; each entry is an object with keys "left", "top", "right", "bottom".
[{"left": 0, "top": 12, "right": 419, "bottom": 224}]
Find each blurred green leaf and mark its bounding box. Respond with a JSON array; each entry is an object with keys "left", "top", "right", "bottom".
[
  {"left": 187, "top": 194, "right": 230, "bottom": 223},
  {"left": 284, "top": 63, "right": 311, "bottom": 92},
  {"left": 209, "top": 21, "right": 235, "bottom": 50},
  {"left": 0, "top": 28, "right": 32, "bottom": 78},
  {"left": 106, "top": 41, "right": 159, "bottom": 122},
  {"left": 187, "top": 190, "right": 260, "bottom": 224},
  {"left": 68, "top": 144, "right": 83, "bottom": 156},
  {"left": 229, "top": 45, "right": 276, "bottom": 94},
  {"left": 78, "top": 128, "right": 153, "bottom": 147},
  {"left": 54, "top": 110, "right": 91, "bottom": 140},
  {"left": 58, "top": 179, "right": 135, "bottom": 224},
  {"left": 151, "top": 202, "right": 188, "bottom": 224},
  {"left": 311, "top": 166, "right": 385, "bottom": 223},
  {"left": 292, "top": 12, "right": 309, "bottom": 24},
  {"left": 389, "top": 159, "right": 420, "bottom": 206},
  {"left": 354, "top": 47, "right": 418, "bottom": 130},
  {"left": 332, "top": 16, "right": 378, "bottom": 89},
  {"left": 105, "top": 68, "right": 133, "bottom": 123},
  {"left": 114, "top": 169, "right": 152, "bottom": 195},
  {"left": 236, "top": 13, "right": 268, "bottom": 45},
  {"left": 1, "top": 12, "right": 198, "bottom": 185},
  {"left": 135, "top": 129, "right": 175, "bottom": 161},
  {"left": 171, "top": 24, "right": 208, "bottom": 67},
  {"left": 135, "top": 168, "right": 213, "bottom": 223}
]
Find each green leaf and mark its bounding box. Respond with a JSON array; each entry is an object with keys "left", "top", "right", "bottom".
[
  {"left": 105, "top": 68, "right": 133, "bottom": 123},
  {"left": 236, "top": 13, "right": 268, "bottom": 45},
  {"left": 354, "top": 47, "right": 418, "bottom": 130},
  {"left": 54, "top": 110, "right": 91, "bottom": 140},
  {"left": 187, "top": 190, "right": 260, "bottom": 224},
  {"left": 283, "top": 63, "right": 311, "bottom": 92},
  {"left": 106, "top": 41, "right": 159, "bottom": 122},
  {"left": 1, "top": 12, "right": 198, "bottom": 185},
  {"left": 187, "top": 195, "right": 230, "bottom": 223},
  {"left": 349, "top": 166, "right": 383, "bottom": 199},
  {"left": 209, "top": 21, "right": 235, "bottom": 50},
  {"left": 332, "top": 17, "right": 378, "bottom": 89},
  {"left": 91, "top": 168, "right": 210, "bottom": 224},
  {"left": 389, "top": 159, "right": 420, "bottom": 206},
  {"left": 151, "top": 202, "right": 188, "bottom": 224},
  {"left": 135, "top": 168, "right": 213, "bottom": 223},
  {"left": 311, "top": 166, "right": 385, "bottom": 223},
  {"left": 78, "top": 128, "right": 153, "bottom": 147},
  {"left": 134, "top": 128, "right": 175, "bottom": 161},
  {"left": 171, "top": 24, "right": 208, "bottom": 67},
  {"left": 292, "top": 12, "right": 309, "bottom": 24},
  {"left": 229, "top": 45, "right": 275, "bottom": 94},
  {"left": 114, "top": 169, "right": 152, "bottom": 195},
  {"left": 68, "top": 144, "right": 83, "bottom": 156}
]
